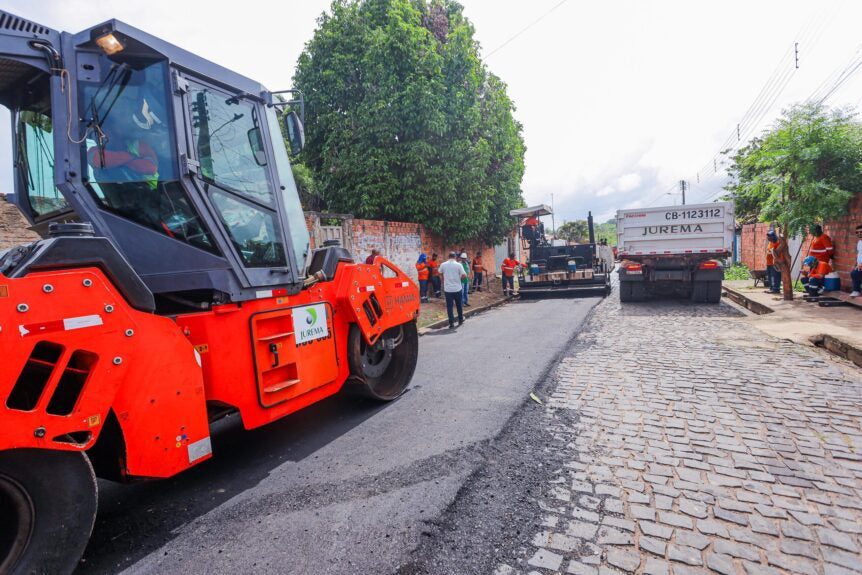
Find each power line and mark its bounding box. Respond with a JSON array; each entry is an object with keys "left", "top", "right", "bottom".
[{"left": 484, "top": 0, "right": 569, "bottom": 59}]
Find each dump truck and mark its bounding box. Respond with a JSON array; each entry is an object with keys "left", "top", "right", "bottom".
[
  {"left": 510, "top": 205, "right": 612, "bottom": 298},
  {"left": 0, "top": 11, "right": 421, "bottom": 574},
  {"left": 616, "top": 201, "right": 735, "bottom": 303}
]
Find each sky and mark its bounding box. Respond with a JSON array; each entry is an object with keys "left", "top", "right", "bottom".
[{"left": 3, "top": 0, "right": 862, "bottom": 224}]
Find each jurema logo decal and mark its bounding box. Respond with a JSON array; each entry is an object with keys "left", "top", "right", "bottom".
[{"left": 294, "top": 304, "right": 329, "bottom": 344}]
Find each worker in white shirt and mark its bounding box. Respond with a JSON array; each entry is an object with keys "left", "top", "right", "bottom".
[
  {"left": 851, "top": 223, "right": 862, "bottom": 297},
  {"left": 438, "top": 251, "right": 467, "bottom": 328}
]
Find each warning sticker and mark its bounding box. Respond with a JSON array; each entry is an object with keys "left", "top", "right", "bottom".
[{"left": 292, "top": 303, "right": 329, "bottom": 345}]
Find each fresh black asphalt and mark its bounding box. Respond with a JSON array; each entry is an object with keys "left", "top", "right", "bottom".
[{"left": 77, "top": 296, "right": 601, "bottom": 574}]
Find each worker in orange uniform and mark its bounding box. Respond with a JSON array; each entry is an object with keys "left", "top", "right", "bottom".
[
  {"left": 472, "top": 251, "right": 487, "bottom": 292},
  {"left": 801, "top": 255, "right": 832, "bottom": 297},
  {"left": 427, "top": 252, "right": 441, "bottom": 298},
  {"left": 765, "top": 230, "right": 783, "bottom": 294},
  {"left": 415, "top": 253, "right": 430, "bottom": 303},
  {"left": 809, "top": 224, "right": 834, "bottom": 264},
  {"left": 501, "top": 252, "right": 524, "bottom": 296}
]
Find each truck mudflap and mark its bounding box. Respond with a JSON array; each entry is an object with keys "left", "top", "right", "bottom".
[{"left": 0, "top": 268, "right": 211, "bottom": 479}]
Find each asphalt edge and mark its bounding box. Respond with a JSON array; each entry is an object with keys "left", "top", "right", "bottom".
[
  {"left": 418, "top": 295, "right": 515, "bottom": 335},
  {"left": 396, "top": 296, "right": 606, "bottom": 574}
]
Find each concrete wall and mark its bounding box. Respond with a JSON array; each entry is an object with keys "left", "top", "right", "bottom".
[
  {"left": 739, "top": 193, "right": 861, "bottom": 291},
  {"left": 0, "top": 196, "right": 39, "bottom": 251}
]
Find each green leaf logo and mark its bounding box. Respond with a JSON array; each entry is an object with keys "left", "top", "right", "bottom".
[{"left": 305, "top": 308, "right": 318, "bottom": 325}]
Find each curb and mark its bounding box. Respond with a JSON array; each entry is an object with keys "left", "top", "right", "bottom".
[
  {"left": 722, "top": 286, "right": 775, "bottom": 315},
  {"left": 724, "top": 286, "right": 862, "bottom": 369},
  {"left": 811, "top": 334, "right": 862, "bottom": 370},
  {"left": 418, "top": 295, "right": 515, "bottom": 335}
]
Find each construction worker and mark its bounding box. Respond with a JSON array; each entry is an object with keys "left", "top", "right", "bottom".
[
  {"left": 415, "top": 253, "right": 430, "bottom": 303},
  {"left": 801, "top": 255, "right": 832, "bottom": 297},
  {"left": 439, "top": 251, "right": 466, "bottom": 329},
  {"left": 765, "top": 230, "right": 782, "bottom": 294},
  {"left": 472, "top": 251, "right": 487, "bottom": 292},
  {"left": 427, "top": 252, "right": 442, "bottom": 298},
  {"left": 852, "top": 224, "right": 862, "bottom": 297},
  {"left": 501, "top": 252, "right": 524, "bottom": 296},
  {"left": 459, "top": 252, "right": 471, "bottom": 306},
  {"left": 365, "top": 248, "right": 380, "bottom": 265},
  {"left": 809, "top": 224, "right": 834, "bottom": 264}
]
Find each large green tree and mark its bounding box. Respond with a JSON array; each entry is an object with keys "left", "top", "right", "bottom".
[
  {"left": 725, "top": 103, "right": 862, "bottom": 300},
  {"left": 293, "top": 0, "right": 525, "bottom": 243}
]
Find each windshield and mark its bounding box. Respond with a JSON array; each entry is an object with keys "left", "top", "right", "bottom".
[
  {"left": 78, "top": 55, "right": 217, "bottom": 254},
  {"left": 16, "top": 109, "right": 68, "bottom": 217}
]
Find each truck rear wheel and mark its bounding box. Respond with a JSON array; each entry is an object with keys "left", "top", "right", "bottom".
[
  {"left": 620, "top": 283, "right": 646, "bottom": 302},
  {"left": 707, "top": 281, "right": 722, "bottom": 303},
  {"left": 692, "top": 281, "right": 722, "bottom": 303},
  {"left": 619, "top": 282, "right": 632, "bottom": 302},
  {"left": 0, "top": 449, "right": 97, "bottom": 575},
  {"left": 346, "top": 322, "right": 419, "bottom": 401}
]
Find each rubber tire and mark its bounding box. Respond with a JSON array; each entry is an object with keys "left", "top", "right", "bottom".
[
  {"left": 691, "top": 281, "right": 707, "bottom": 303},
  {"left": 619, "top": 282, "right": 632, "bottom": 302},
  {"left": 346, "top": 321, "right": 419, "bottom": 401},
  {"left": 0, "top": 449, "right": 97, "bottom": 575},
  {"left": 706, "top": 281, "right": 722, "bottom": 304}
]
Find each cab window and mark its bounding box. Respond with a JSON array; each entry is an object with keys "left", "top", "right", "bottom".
[
  {"left": 16, "top": 110, "right": 68, "bottom": 217},
  {"left": 189, "top": 86, "right": 273, "bottom": 205},
  {"left": 79, "top": 55, "right": 218, "bottom": 254}
]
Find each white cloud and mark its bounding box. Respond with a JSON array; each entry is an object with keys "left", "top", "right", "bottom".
[
  {"left": 2, "top": 0, "right": 862, "bottom": 226},
  {"left": 616, "top": 173, "right": 642, "bottom": 192}
]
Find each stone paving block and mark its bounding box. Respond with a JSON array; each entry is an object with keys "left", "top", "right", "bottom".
[
  {"left": 657, "top": 511, "right": 693, "bottom": 530},
  {"left": 714, "top": 506, "right": 749, "bottom": 526},
  {"left": 572, "top": 506, "right": 601, "bottom": 523},
  {"left": 597, "top": 526, "right": 633, "bottom": 546},
  {"left": 817, "top": 527, "right": 859, "bottom": 552},
  {"left": 705, "top": 553, "right": 735, "bottom": 575},
  {"left": 639, "top": 520, "right": 673, "bottom": 540},
  {"left": 528, "top": 548, "right": 563, "bottom": 571},
  {"left": 667, "top": 544, "right": 702, "bottom": 566},
  {"left": 713, "top": 539, "right": 761, "bottom": 562},
  {"left": 606, "top": 549, "right": 641, "bottom": 573},
  {"left": 675, "top": 530, "right": 710, "bottom": 550},
  {"left": 679, "top": 498, "right": 707, "bottom": 519},
  {"left": 566, "top": 520, "right": 598, "bottom": 540},
  {"left": 629, "top": 504, "right": 655, "bottom": 521},
  {"left": 638, "top": 535, "right": 666, "bottom": 557},
  {"left": 567, "top": 561, "right": 598, "bottom": 575}
]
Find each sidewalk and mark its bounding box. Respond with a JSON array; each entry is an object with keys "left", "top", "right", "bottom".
[
  {"left": 416, "top": 275, "right": 510, "bottom": 329},
  {"left": 723, "top": 279, "right": 862, "bottom": 368}
]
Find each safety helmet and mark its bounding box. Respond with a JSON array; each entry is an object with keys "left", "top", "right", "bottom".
[
  {"left": 803, "top": 255, "right": 818, "bottom": 267},
  {"left": 766, "top": 230, "right": 778, "bottom": 241}
]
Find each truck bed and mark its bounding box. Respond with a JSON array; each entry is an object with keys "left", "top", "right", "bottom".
[{"left": 616, "top": 202, "right": 734, "bottom": 258}]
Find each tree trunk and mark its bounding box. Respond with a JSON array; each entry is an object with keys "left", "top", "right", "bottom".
[{"left": 776, "top": 226, "right": 794, "bottom": 301}]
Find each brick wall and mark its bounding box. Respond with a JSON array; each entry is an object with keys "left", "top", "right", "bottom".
[
  {"left": 0, "top": 195, "right": 40, "bottom": 250},
  {"left": 305, "top": 211, "right": 503, "bottom": 282},
  {"left": 739, "top": 193, "right": 861, "bottom": 291}
]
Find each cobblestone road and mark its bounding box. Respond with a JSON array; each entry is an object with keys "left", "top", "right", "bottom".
[{"left": 498, "top": 297, "right": 862, "bottom": 575}]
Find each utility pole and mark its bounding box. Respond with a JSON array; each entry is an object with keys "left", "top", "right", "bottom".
[
  {"left": 795, "top": 42, "right": 799, "bottom": 69},
  {"left": 679, "top": 179, "right": 687, "bottom": 205}
]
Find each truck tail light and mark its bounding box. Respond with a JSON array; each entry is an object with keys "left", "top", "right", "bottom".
[
  {"left": 699, "top": 260, "right": 719, "bottom": 270},
  {"left": 624, "top": 263, "right": 642, "bottom": 274}
]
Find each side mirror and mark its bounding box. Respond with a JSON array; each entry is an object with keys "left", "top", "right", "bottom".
[
  {"left": 247, "top": 127, "right": 267, "bottom": 166},
  {"left": 284, "top": 111, "right": 305, "bottom": 155}
]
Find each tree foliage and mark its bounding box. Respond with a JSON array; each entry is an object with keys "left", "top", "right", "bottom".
[
  {"left": 293, "top": 0, "right": 526, "bottom": 243},
  {"left": 556, "top": 220, "right": 589, "bottom": 243},
  {"left": 724, "top": 103, "right": 862, "bottom": 298}
]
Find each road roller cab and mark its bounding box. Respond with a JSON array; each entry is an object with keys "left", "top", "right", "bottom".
[{"left": 0, "top": 10, "right": 420, "bottom": 574}]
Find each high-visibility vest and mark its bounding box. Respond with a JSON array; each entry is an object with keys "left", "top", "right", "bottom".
[
  {"left": 810, "top": 234, "right": 834, "bottom": 263},
  {"left": 416, "top": 262, "right": 429, "bottom": 280}
]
